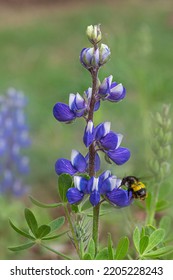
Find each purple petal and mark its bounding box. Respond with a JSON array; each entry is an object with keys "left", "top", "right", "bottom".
[
  {"left": 55, "top": 158, "right": 76, "bottom": 175},
  {"left": 107, "top": 147, "right": 131, "bottom": 165},
  {"left": 71, "top": 150, "right": 87, "bottom": 173},
  {"left": 98, "top": 76, "right": 113, "bottom": 95},
  {"left": 100, "top": 131, "right": 118, "bottom": 150},
  {"left": 66, "top": 188, "right": 84, "bottom": 204},
  {"left": 106, "top": 188, "right": 132, "bottom": 207},
  {"left": 94, "top": 122, "right": 110, "bottom": 140},
  {"left": 94, "top": 100, "right": 100, "bottom": 111},
  {"left": 74, "top": 176, "right": 88, "bottom": 193},
  {"left": 89, "top": 190, "right": 100, "bottom": 206},
  {"left": 100, "top": 176, "right": 117, "bottom": 194},
  {"left": 107, "top": 84, "right": 126, "bottom": 102},
  {"left": 83, "top": 120, "right": 94, "bottom": 147},
  {"left": 53, "top": 103, "right": 76, "bottom": 122}
]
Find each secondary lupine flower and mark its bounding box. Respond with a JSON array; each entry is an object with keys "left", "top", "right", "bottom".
[
  {"left": 0, "top": 88, "right": 31, "bottom": 196},
  {"left": 83, "top": 121, "right": 130, "bottom": 165},
  {"left": 66, "top": 170, "right": 133, "bottom": 207},
  {"left": 55, "top": 150, "right": 87, "bottom": 176},
  {"left": 86, "top": 24, "right": 102, "bottom": 44},
  {"left": 53, "top": 93, "right": 86, "bottom": 122},
  {"left": 98, "top": 75, "right": 126, "bottom": 102}
]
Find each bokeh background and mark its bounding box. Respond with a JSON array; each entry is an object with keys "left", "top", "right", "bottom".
[{"left": 0, "top": 0, "right": 173, "bottom": 259}]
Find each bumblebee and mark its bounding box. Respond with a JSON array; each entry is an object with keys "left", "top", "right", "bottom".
[{"left": 120, "top": 176, "right": 147, "bottom": 200}]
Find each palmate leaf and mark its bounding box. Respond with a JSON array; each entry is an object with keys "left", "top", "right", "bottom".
[
  {"left": 144, "top": 229, "right": 165, "bottom": 253},
  {"left": 58, "top": 174, "right": 73, "bottom": 202},
  {"left": 133, "top": 227, "right": 140, "bottom": 253},
  {"left": 24, "top": 208, "right": 38, "bottom": 238},
  {"left": 107, "top": 233, "right": 114, "bottom": 260},
  {"left": 48, "top": 217, "right": 65, "bottom": 233},
  {"left": 8, "top": 242, "right": 35, "bottom": 252},
  {"left": 95, "top": 248, "right": 109, "bottom": 260},
  {"left": 29, "top": 196, "right": 63, "bottom": 208},
  {"left": 143, "top": 246, "right": 173, "bottom": 258},
  {"left": 114, "top": 236, "right": 129, "bottom": 260},
  {"left": 37, "top": 225, "right": 51, "bottom": 239},
  {"left": 139, "top": 235, "right": 149, "bottom": 255},
  {"left": 42, "top": 231, "right": 68, "bottom": 241},
  {"left": 9, "top": 219, "right": 35, "bottom": 240}
]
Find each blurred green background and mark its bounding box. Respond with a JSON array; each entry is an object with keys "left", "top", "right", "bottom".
[{"left": 0, "top": 0, "right": 173, "bottom": 259}]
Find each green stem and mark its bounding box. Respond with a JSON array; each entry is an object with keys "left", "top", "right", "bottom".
[
  {"left": 41, "top": 243, "right": 71, "bottom": 260},
  {"left": 146, "top": 182, "right": 161, "bottom": 225},
  {"left": 64, "top": 204, "right": 81, "bottom": 258},
  {"left": 92, "top": 203, "right": 100, "bottom": 255}
]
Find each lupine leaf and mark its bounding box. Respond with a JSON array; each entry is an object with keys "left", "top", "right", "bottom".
[
  {"left": 8, "top": 242, "right": 35, "bottom": 251},
  {"left": 156, "top": 200, "right": 170, "bottom": 212},
  {"left": 58, "top": 174, "right": 73, "bottom": 202},
  {"left": 37, "top": 225, "right": 51, "bottom": 238},
  {"left": 29, "top": 196, "right": 63, "bottom": 208},
  {"left": 159, "top": 216, "right": 171, "bottom": 236},
  {"left": 83, "top": 253, "right": 92, "bottom": 260},
  {"left": 95, "top": 248, "right": 108, "bottom": 260},
  {"left": 24, "top": 208, "right": 38, "bottom": 237},
  {"left": 48, "top": 217, "right": 65, "bottom": 232},
  {"left": 87, "top": 238, "right": 95, "bottom": 259},
  {"left": 42, "top": 231, "right": 68, "bottom": 240},
  {"left": 107, "top": 233, "right": 114, "bottom": 260},
  {"left": 139, "top": 235, "right": 149, "bottom": 255},
  {"left": 143, "top": 246, "right": 173, "bottom": 258},
  {"left": 133, "top": 227, "right": 140, "bottom": 253},
  {"left": 9, "top": 219, "right": 35, "bottom": 240},
  {"left": 145, "top": 229, "right": 165, "bottom": 253},
  {"left": 114, "top": 236, "right": 129, "bottom": 260}
]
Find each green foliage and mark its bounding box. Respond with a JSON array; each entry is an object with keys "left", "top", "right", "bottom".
[
  {"left": 58, "top": 174, "right": 73, "bottom": 203},
  {"left": 133, "top": 226, "right": 173, "bottom": 259},
  {"left": 29, "top": 196, "right": 63, "bottom": 208},
  {"left": 9, "top": 208, "right": 67, "bottom": 258}
]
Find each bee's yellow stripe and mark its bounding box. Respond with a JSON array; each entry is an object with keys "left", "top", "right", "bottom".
[{"left": 131, "top": 182, "right": 145, "bottom": 191}]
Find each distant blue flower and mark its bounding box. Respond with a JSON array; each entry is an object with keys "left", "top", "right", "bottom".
[
  {"left": 53, "top": 93, "right": 86, "bottom": 122},
  {"left": 66, "top": 170, "right": 133, "bottom": 207},
  {"left": 55, "top": 150, "right": 87, "bottom": 176},
  {"left": 0, "top": 88, "right": 31, "bottom": 196},
  {"left": 98, "top": 75, "right": 126, "bottom": 102}
]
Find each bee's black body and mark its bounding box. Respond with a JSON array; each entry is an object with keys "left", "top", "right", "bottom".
[{"left": 121, "top": 176, "right": 147, "bottom": 200}]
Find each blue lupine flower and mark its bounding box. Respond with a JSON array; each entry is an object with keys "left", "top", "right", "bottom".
[
  {"left": 53, "top": 93, "right": 86, "bottom": 122},
  {"left": 83, "top": 120, "right": 94, "bottom": 147},
  {"left": 66, "top": 176, "right": 88, "bottom": 204},
  {"left": 55, "top": 150, "right": 87, "bottom": 176},
  {"left": 0, "top": 88, "right": 31, "bottom": 196},
  {"left": 66, "top": 170, "right": 133, "bottom": 207},
  {"left": 98, "top": 75, "right": 126, "bottom": 102},
  {"left": 83, "top": 121, "right": 130, "bottom": 165}
]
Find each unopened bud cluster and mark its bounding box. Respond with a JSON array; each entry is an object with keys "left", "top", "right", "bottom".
[
  {"left": 80, "top": 24, "right": 111, "bottom": 70},
  {"left": 149, "top": 104, "right": 171, "bottom": 181}
]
